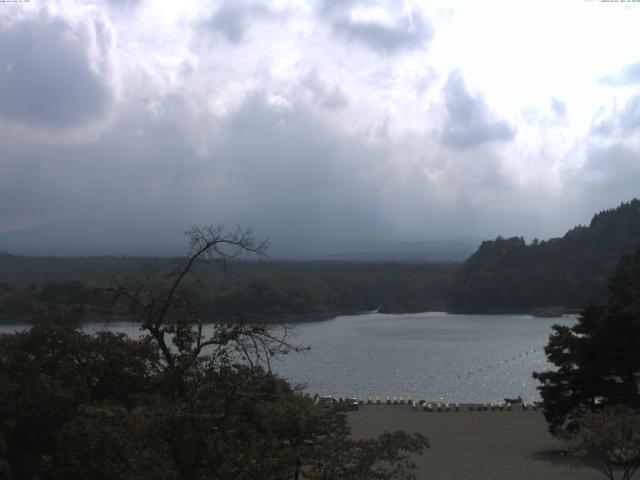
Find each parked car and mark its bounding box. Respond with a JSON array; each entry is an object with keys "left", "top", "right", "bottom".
[
  {"left": 318, "top": 395, "right": 337, "bottom": 408},
  {"left": 342, "top": 397, "right": 359, "bottom": 411}
]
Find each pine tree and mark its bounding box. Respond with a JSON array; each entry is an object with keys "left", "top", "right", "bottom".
[{"left": 533, "top": 245, "right": 640, "bottom": 435}]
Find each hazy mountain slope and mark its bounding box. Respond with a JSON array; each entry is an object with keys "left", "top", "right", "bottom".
[{"left": 0, "top": 203, "right": 478, "bottom": 261}]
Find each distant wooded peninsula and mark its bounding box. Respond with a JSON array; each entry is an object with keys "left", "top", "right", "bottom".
[
  {"left": 449, "top": 199, "right": 640, "bottom": 313},
  {"left": 1, "top": 199, "right": 639, "bottom": 322}
]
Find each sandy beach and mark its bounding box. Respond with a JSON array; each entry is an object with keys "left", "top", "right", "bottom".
[{"left": 349, "top": 405, "right": 603, "bottom": 480}]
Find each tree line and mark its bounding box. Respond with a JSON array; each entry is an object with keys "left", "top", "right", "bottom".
[
  {"left": 450, "top": 199, "right": 640, "bottom": 312},
  {"left": 0, "top": 258, "right": 456, "bottom": 323},
  {"left": 0, "top": 226, "right": 428, "bottom": 480}
]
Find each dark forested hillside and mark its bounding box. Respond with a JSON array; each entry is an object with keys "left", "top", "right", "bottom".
[
  {"left": 8, "top": 199, "right": 638, "bottom": 319},
  {"left": 0, "top": 254, "right": 457, "bottom": 322},
  {"left": 449, "top": 199, "right": 640, "bottom": 312}
]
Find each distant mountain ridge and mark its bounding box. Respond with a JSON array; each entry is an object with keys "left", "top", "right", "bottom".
[
  {"left": 0, "top": 207, "right": 479, "bottom": 261},
  {"left": 0, "top": 203, "right": 477, "bottom": 261},
  {"left": 449, "top": 199, "right": 640, "bottom": 312}
]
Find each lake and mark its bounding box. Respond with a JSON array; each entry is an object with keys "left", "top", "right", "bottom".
[{"left": 0, "top": 312, "right": 574, "bottom": 403}]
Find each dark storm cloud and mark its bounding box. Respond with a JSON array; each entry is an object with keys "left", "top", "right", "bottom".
[
  {"left": 440, "top": 71, "right": 516, "bottom": 149},
  {"left": 0, "top": 15, "right": 112, "bottom": 128},
  {"left": 0, "top": 96, "right": 210, "bottom": 252},
  {"left": 0, "top": 93, "right": 394, "bottom": 255},
  {"left": 207, "top": 2, "right": 273, "bottom": 44},
  {"left": 600, "top": 63, "right": 640, "bottom": 85}
]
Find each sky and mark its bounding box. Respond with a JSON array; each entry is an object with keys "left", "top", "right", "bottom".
[{"left": 1, "top": 0, "right": 639, "bottom": 255}]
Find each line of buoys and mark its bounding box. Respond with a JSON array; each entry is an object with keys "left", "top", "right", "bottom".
[{"left": 454, "top": 348, "right": 542, "bottom": 379}]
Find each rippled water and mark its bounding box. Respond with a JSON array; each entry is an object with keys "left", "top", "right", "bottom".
[
  {"left": 0, "top": 312, "right": 575, "bottom": 402},
  {"left": 272, "top": 312, "right": 575, "bottom": 402}
]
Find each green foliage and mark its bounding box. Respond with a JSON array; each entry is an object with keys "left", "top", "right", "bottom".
[
  {"left": 0, "top": 322, "right": 427, "bottom": 480},
  {"left": 451, "top": 199, "right": 640, "bottom": 312},
  {"left": 305, "top": 431, "right": 428, "bottom": 480},
  {"left": 208, "top": 277, "right": 336, "bottom": 317},
  {"left": 0, "top": 226, "right": 428, "bottom": 480},
  {"left": 0, "top": 322, "right": 161, "bottom": 480},
  {"left": 0, "top": 261, "right": 457, "bottom": 323},
  {"left": 567, "top": 406, "right": 640, "bottom": 480},
  {"left": 533, "top": 245, "right": 640, "bottom": 436}
]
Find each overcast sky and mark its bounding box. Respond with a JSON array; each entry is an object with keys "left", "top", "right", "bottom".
[{"left": 1, "top": 0, "right": 639, "bottom": 254}]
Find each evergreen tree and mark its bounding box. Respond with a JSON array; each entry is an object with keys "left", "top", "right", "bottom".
[{"left": 533, "top": 245, "right": 640, "bottom": 435}]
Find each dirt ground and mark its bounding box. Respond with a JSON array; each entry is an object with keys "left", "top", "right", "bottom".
[{"left": 348, "top": 404, "right": 604, "bottom": 480}]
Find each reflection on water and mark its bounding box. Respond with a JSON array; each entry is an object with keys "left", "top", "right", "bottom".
[{"left": 0, "top": 312, "right": 574, "bottom": 402}]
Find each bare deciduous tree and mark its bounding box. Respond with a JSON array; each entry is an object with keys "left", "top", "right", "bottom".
[{"left": 104, "top": 226, "right": 298, "bottom": 381}]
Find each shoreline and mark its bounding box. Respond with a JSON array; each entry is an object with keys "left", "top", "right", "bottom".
[{"left": 0, "top": 308, "right": 579, "bottom": 326}]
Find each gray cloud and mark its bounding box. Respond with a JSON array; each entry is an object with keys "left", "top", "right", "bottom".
[
  {"left": 617, "top": 95, "right": 640, "bottom": 133},
  {"left": 102, "top": 0, "right": 142, "bottom": 8},
  {"left": 214, "top": 94, "right": 374, "bottom": 217},
  {"left": 592, "top": 94, "right": 640, "bottom": 136},
  {"left": 0, "top": 93, "right": 394, "bottom": 255},
  {"left": 318, "top": 0, "right": 361, "bottom": 16},
  {"left": 0, "top": 90, "right": 524, "bottom": 254},
  {"left": 600, "top": 63, "right": 640, "bottom": 85},
  {"left": 0, "top": 84, "right": 603, "bottom": 255},
  {"left": 301, "top": 71, "right": 348, "bottom": 110},
  {"left": 0, "top": 97, "right": 212, "bottom": 252},
  {"left": 1, "top": 2, "right": 636, "bottom": 256},
  {"left": 440, "top": 71, "right": 516, "bottom": 149},
  {"left": 330, "top": 9, "right": 432, "bottom": 53},
  {"left": 207, "top": 2, "right": 273, "bottom": 44},
  {"left": 0, "top": 14, "right": 112, "bottom": 128},
  {"left": 573, "top": 143, "right": 640, "bottom": 215},
  {"left": 550, "top": 98, "right": 567, "bottom": 121},
  {"left": 590, "top": 118, "right": 614, "bottom": 137}
]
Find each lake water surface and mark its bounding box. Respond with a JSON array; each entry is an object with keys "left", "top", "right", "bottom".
[{"left": 0, "top": 312, "right": 575, "bottom": 403}]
